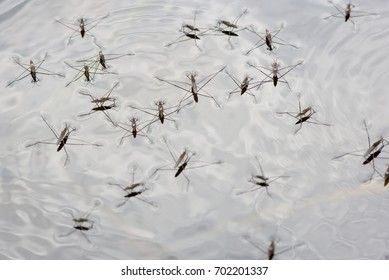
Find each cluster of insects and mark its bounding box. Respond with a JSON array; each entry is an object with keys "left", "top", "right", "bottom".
[{"left": 5, "top": 1, "right": 387, "bottom": 258}]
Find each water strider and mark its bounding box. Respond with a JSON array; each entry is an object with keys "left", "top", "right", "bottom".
[
  {"left": 26, "top": 115, "right": 102, "bottom": 166},
  {"left": 6, "top": 54, "right": 64, "bottom": 87}
]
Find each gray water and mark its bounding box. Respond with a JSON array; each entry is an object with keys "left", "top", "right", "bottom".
[{"left": 0, "top": 0, "right": 388, "bottom": 259}]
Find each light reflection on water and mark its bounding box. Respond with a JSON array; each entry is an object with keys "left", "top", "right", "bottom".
[{"left": 0, "top": 0, "right": 388, "bottom": 259}]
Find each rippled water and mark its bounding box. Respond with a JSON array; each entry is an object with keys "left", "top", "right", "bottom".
[{"left": 0, "top": 0, "right": 388, "bottom": 259}]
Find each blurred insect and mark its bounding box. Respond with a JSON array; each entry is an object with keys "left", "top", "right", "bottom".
[
  {"left": 384, "top": 166, "right": 389, "bottom": 187},
  {"left": 60, "top": 201, "right": 100, "bottom": 244},
  {"left": 109, "top": 116, "right": 152, "bottom": 144},
  {"left": 245, "top": 25, "right": 298, "bottom": 55},
  {"left": 128, "top": 99, "right": 190, "bottom": 132},
  {"left": 225, "top": 70, "right": 259, "bottom": 103},
  {"left": 56, "top": 15, "right": 108, "bottom": 44},
  {"left": 332, "top": 120, "right": 389, "bottom": 180},
  {"left": 208, "top": 8, "right": 248, "bottom": 48},
  {"left": 150, "top": 137, "right": 223, "bottom": 190},
  {"left": 6, "top": 55, "right": 64, "bottom": 87},
  {"left": 26, "top": 115, "right": 102, "bottom": 166},
  {"left": 248, "top": 60, "right": 302, "bottom": 92},
  {"left": 65, "top": 60, "right": 116, "bottom": 87},
  {"left": 324, "top": 1, "right": 378, "bottom": 27},
  {"left": 244, "top": 235, "right": 304, "bottom": 260},
  {"left": 108, "top": 166, "right": 157, "bottom": 208},
  {"left": 276, "top": 96, "right": 331, "bottom": 134},
  {"left": 156, "top": 66, "right": 225, "bottom": 108},
  {"left": 77, "top": 82, "right": 119, "bottom": 119},
  {"left": 76, "top": 50, "right": 134, "bottom": 71},
  {"left": 166, "top": 9, "right": 209, "bottom": 51},
  {"left": 237, "top": 156, "right": 289, "bottom": 197},
  {"left": 373, "top": 165, "right": 389, "bottom": 187}
]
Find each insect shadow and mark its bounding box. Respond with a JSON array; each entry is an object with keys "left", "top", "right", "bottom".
[
  {"left": 107, "top": 165, "right": 158, "bottom": 209},
  {"left": 25, "top": 115, "right": 102, "bottom": 166},
  {"left": 6, "top": 54, "right": 64, "bottom": 87}
]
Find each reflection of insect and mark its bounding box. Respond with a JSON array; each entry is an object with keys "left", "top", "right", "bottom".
[
  {"left": 225, "top": 70, "right": 258, "bottom": 103},
  {"left": 76, "top": 50, "right": 134, "bottom": 71},
  {"left": 237, "top": 156, "right": 289, "bottom": 197},
  {"left": 246, "top": 25, "right": 298, "bottom": 55},
  {"left": 332, "top": 120, "right": 389, "bottom": 180},
  {"left": 60, "top": 201, "right": 100, "bottom": 244},
  {"left": 108, "top": 166, "right": 157, "bottom": 208},
  {"left": 156, "top": 66, "right": 225, "bottom": 108},
  {"left": 150, "top": 137, "right": 223, "bottom": 190},
  {"left": 6, "top": 55, "right": 64, "bottom": 87},
  {"left": 26, "top": 115, "right": 102, "bottom": 166},
  {"left": 248, "top": 60, "right": 302, "bottom": 92},
  {"left": 77, "top": 82, "right": 119, "bottom": 120},
  {"left": 244, "top": 235, "right": 304, "bottom": 260},
  {"left": 166, "top": 9, "right": 209, "bottom": 51},
  {"left": 56, "top": 15, "right": 108, "bottom": 45},
  {"left": 276, "top": 96, "right": 331, "bottom": 134},
  {"left": 324, "top": 1, "right": 378, "bottom": 27}
]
